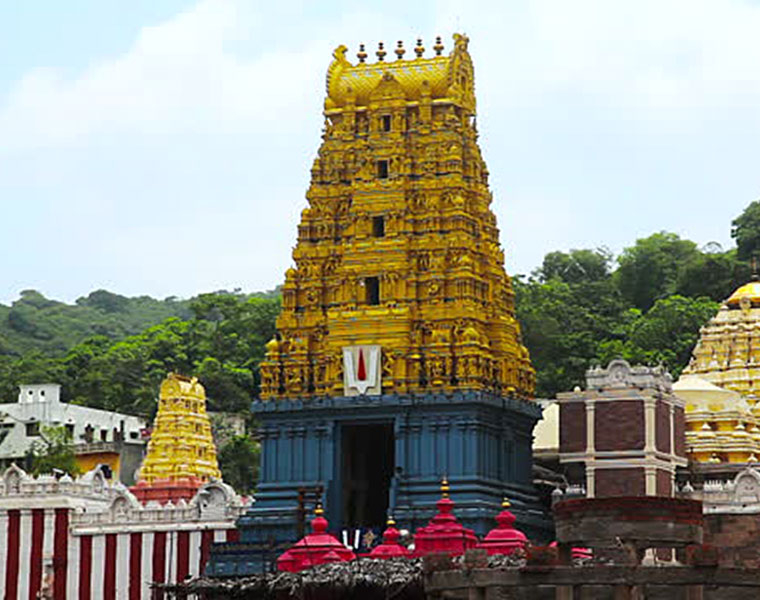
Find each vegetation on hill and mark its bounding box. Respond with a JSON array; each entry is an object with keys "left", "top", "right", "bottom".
[
  {"left": 516, "top": 200, "right": 760, "bottom": 397},
  {"left": 3, "top": 202, "right": 760, "bottom": 409},
  {"left": 5, "top": 202, "right": 760, "bottom": 488}
]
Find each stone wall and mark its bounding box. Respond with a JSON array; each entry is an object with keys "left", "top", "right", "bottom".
[{"left": 703, "top": 513, "right": 760, "bottom": 568}]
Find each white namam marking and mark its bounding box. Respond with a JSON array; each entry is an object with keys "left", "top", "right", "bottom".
[{"left": 343, "top": 346, "right": 380, "bottom": 395}]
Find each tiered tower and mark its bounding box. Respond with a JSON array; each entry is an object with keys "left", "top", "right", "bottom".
[
  {"left": 210, "top": 34, "right": 547, "bottom": 576},
  {"left": 679, "top": 280, "right": 760, "bottom": 464},
  {"left": 258, "top": 34, "right": 534, "bottom": 399},
  {"left": 131, "top": 373, "right": 220, "bottom": 504}
]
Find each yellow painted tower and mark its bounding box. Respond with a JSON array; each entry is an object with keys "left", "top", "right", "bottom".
[
  {"left": 132, "top": 373, "right": 221, "bottom": 503},
  {"left": 209, "top": 36, "right": 551, "bottom": 575},
  {"left": 259, "top": 34, "right": 535, "bottom": 401},
  {"left": 679, "top": 280, "right": 760, "bottom": 463}
]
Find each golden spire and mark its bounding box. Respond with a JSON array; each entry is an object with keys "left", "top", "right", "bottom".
[
  {"left": 414, "top": 38, "right": 424, "bottom": 58},
  {"left": 433, "top": 36, "right": 444, "bottom": 55},
  {"left": 440, "top": 476, "right": 450, "bottom": 498},
  {"left": 259, "top": 34, "right": 536, "bottom": 401},
  {"left": 314, "top": 502, "right": 324, "bottom": 516},
  {"left": 395, "top": 40, "right": 405, "bottom": 60},
  {"left": 133, "top": 373, "right": 220, "bottom": 497},
  {"left": 681, "top": 276, "right": 760, "bottom": 462},
  {"left": 502, "top": 497, "right": 511, "bottom": 509},
  {"left": 376, "top": 41, "right": 386, "bottom": 61}
]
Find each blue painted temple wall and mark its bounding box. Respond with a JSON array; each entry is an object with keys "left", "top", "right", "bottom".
[{"left": 207, "top": 392, "right": 549, "bottom": 576}]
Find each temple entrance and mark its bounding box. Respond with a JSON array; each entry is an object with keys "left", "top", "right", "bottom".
[{"left": 340, "top": 423, "right": 394, "bottom": 529}]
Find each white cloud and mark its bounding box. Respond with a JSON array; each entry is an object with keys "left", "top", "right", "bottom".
[{"left": 3, "top": 0, "right": 760, "bottom": 302}]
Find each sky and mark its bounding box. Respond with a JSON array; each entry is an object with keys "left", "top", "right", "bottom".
[{"left": 3, "top": 0, "right": 760, "bottom": 305}]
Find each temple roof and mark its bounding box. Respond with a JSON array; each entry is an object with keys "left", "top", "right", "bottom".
[
  {"left": 726, "top": 280, "right": 760, "bottom": 307},
  {"left": 674, "top": 375, "right": 749, "bottom": 414},
  {"left": 324, "top": 34, "right": 475, "bottom": 111},
  {"left": 680, "top": 280, "right": 760, "bottom": 463}
]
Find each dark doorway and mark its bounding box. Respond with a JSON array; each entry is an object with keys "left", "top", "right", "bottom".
[
  {"left": 341, "top": 423, "right": 394, "bottom": 529},
  {"left": 365, "top": 276, "right": 380, "bottom": 305}
]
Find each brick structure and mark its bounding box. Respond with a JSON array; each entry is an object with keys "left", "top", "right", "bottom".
[
  {"left": 557, "top": 360, "right": 688, "bottom": 498},
  {"left": 682, "top": 466, "right": 760, "bottom": 568}
]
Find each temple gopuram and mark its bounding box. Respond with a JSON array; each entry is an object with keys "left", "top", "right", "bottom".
[
  {"left": 132, "top": 373, "right": 221, "bottom": 504},
  {"left": 209, "top": 34, "right": 548, "bottom": 575},
  {"left": 677, "top": 279, "right": 760, "bottom": 468}
]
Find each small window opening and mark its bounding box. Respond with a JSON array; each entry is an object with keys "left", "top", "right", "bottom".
[
  {"left": 100, "top": 429, "right": 108, "bottom": 442},
  {"left": 372, "top": 216, "right": 385, "bottom": 238},
  {"left": 64, "top": 423, "right": 75, "bottom": 438},
  {"left": 377, "top": 160, "right": 389, "bottom": 179},
  {"left": 365, "top": 277, "right": 380, "bottom": 305},
  {"left": 26, "top": 422, "right": 40, "bottom": 437},
  {"left": 381, "top": 115, "right": 392, "bottom": 132}
]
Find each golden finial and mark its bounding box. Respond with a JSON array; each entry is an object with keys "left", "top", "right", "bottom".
[
  {"left": 357, "top": 44, "right": 367, "bottom": 64},
  {"left": 376, "top": 42, "right": 387, "bottom": 62},
  {"left": 314, "top": 502, "right": 324, "bottom": 516},
  {"left": 414, "top": 38, "right": 424, "bottom": 58},
  {"left": 395, "top": 40, "right": 405, "bottom": 60},
  {"left": 502, "top": 497, "right": 511, "bottom": 509},
  {"left": 387, "top": 515, "right": 396, "bottom": 526},
  {"left": 440, "top": 476, "right": 450, "bottom": 498},
  {"left": 433, "top": 36, "right": 444, "bottom": 56}
]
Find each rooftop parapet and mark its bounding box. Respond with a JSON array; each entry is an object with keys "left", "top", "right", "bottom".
[{"left": 324, "top": 34, "right": 475, "bottom": 112}]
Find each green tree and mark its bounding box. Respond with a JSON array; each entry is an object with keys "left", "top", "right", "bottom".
[
  {"left": 615, "top": 232, "right": 700, "bottom": 311},
  {"left": 217, "top": 434, "right": 260, "bottom": 495},
  {"left": 597, "top": 295, "right": 719, "bottom": 377},
  {"left": 515, "top": 255, "right": 627, "bottom": 397},
  {"left": 732, "top": 200, "right": 760, "bottom": 261},
  {"left": 675, "top": 249, "right": 747, "bottom": 302},
  {"left": 26, "top": 425, "right": 80, "bottom": 476},
  {"left": 538, "top": 248, "right": 613, "bottom": 284}
]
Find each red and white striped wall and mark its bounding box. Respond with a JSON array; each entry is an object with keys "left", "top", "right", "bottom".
[{"left": 0, "top": 508, "right": 240, "bottom": 600}]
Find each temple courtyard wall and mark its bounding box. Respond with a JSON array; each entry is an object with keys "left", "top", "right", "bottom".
[{"left": 0, "top": 464, "right": 246, "bottom": 600}]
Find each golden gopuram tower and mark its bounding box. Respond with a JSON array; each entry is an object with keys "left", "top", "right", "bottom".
[
  {"left": 131, "top": 373, "right": 221, "bottom": 504},
  {"left": 677, "top": 280, "right": 760, "bottom": 464},
  {"left": 221, "top": 36, "right": 549, "bottom": 576},
  {"left": 258, "top": 33, "right": 535, "bottom": 400}
]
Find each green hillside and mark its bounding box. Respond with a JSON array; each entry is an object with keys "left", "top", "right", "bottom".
[
  {"left": 2, "top": 200, "right": 760, "bottom": 415},
  {"left": 0, "top": 289, "right": 193, "bottom": 357}
]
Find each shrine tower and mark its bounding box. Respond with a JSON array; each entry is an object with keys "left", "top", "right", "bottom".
[
  {"left": 131, "top": 373, "right": 220, "bottom": 504},
  {"left": 679, "top": 279, "right": 760, "bottom": 464},
  {"left": 211, "top": 34, "right": 547, "bottom": 575}
]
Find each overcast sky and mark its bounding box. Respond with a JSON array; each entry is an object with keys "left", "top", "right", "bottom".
[{"left": 2, "top": 0, "right": 760, "bottom": 305}]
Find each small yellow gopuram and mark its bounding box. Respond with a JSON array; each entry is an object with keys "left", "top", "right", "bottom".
[
  {"left": 259, "top": 34, "right": 535, "bottom": 400},
  {"left": 132, "top": 373, "right": 221, "bottom": 503},
  {"left": 678, "top": 280, "right": 760, "bottom": 463}
]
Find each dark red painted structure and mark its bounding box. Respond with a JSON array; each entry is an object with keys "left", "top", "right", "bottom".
[
  {"left": 413, "top": 481, "right": 478, "bottom": 557},
  {"left": 277, "top": 507, "right": 356, "bottom": 572},
  {"left": 369, "top": 519, "right": 412, "bottom": 559},
  {"left": 476, "top": 500, "right": 527, "bottom": 556}
]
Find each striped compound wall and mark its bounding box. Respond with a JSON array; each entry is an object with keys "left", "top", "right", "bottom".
[{"left": 0, "top": 465, "right": 247, "bottom": 600}]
